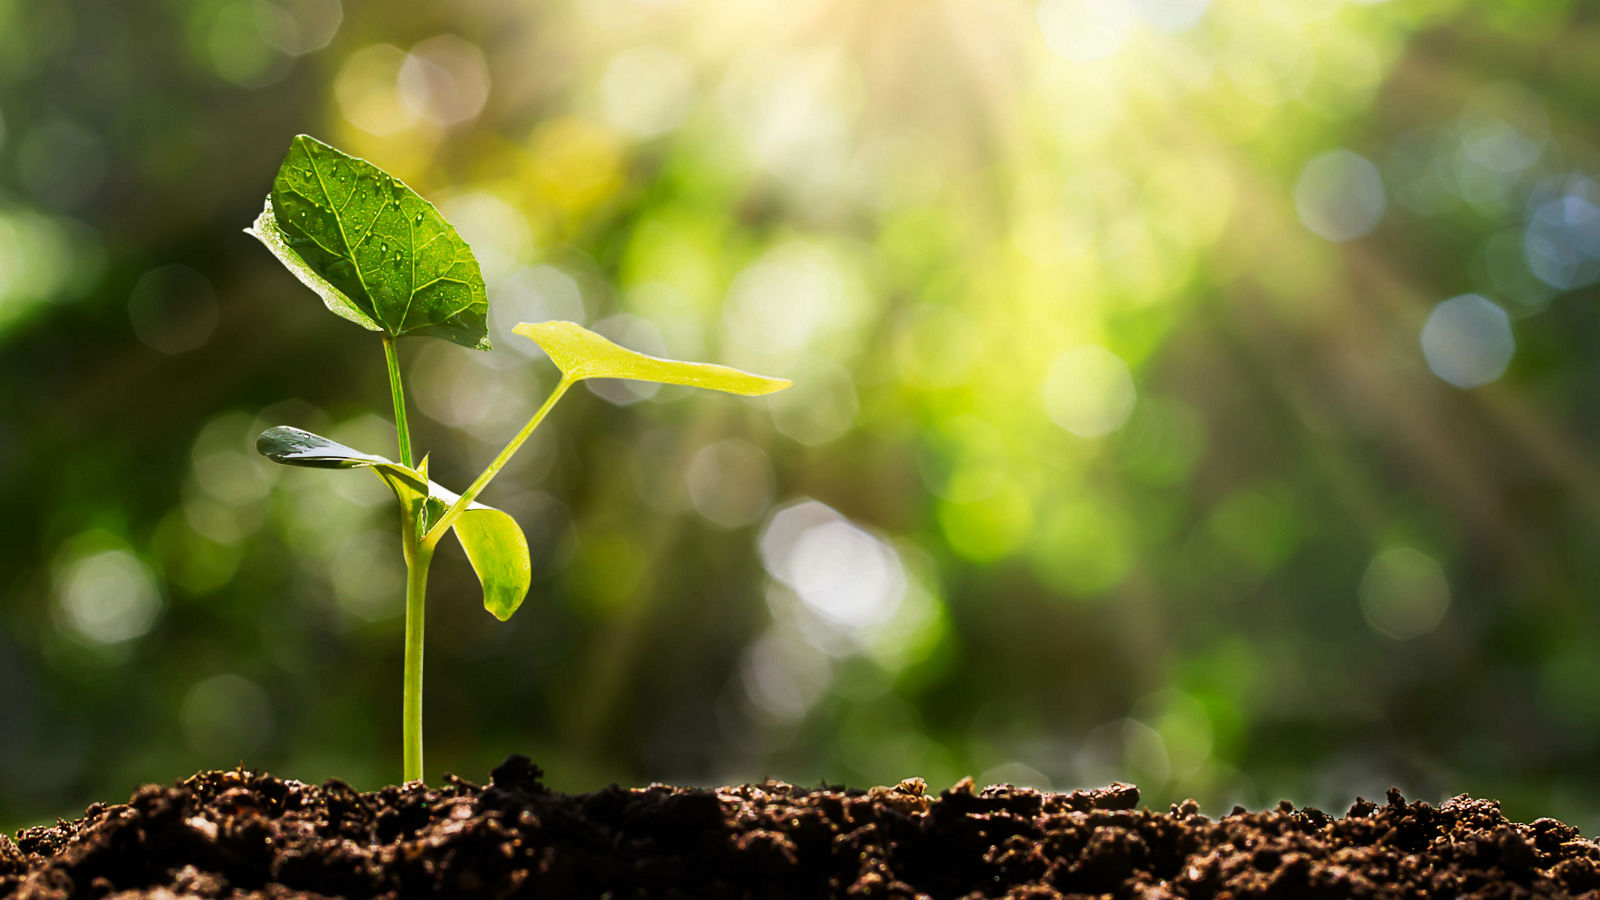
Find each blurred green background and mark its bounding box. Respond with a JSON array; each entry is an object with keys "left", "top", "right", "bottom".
[{"left": 4, "top": 0, "right": 1600, "bottom": 835}]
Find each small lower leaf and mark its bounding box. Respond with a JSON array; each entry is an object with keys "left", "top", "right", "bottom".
[{"left": 426, "top": 481, "right": 532, "bottom": 621}]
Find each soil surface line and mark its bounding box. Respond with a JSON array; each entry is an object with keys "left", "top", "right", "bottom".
[{"left": 4, "top": 756, "right": 1597, "bottom": 898}]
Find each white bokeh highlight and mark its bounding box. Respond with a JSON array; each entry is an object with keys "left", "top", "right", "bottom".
[
  {"left": 1523, "top": 178, "right": 1600, "bottom": 291},
  {"left": 739, "top": 627, "right": 832, "bottom": 723},
  {"left": 399, "top": 35, "right": 490, "bottom": 126},
  {"left": 759, "top": 500, "right": 905, "bottom": 632},
  {"left": 1294, "top": 149, "right": 1387, "bottom": 242},
  {"left": 723, "top": 242, "right": 848, "bottom": 359},
  {"left": 1042, "top": 345, "right": 1136, "bottom": 438},
  {"left": 53, "top": 546, "right": 163, "bottom": 645},
  {"left": 1420, "top": 294, "right": 1514, "bottom": 389},
  {"left": 263, "top": 0, "right": 343, "bottom": 56}
]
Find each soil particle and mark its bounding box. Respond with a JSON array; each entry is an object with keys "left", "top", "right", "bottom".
[{"left": 4, "top": 756, "right": 1597, "bottom": 899}]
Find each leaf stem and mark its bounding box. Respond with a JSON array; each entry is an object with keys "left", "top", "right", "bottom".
[
  {"left": 382, "top": 334, "right": 414, "bottom": 469},
  {"left": 401, "top": 536, "right": 432, "bottom": 783},
  {"left": 423, "top": 376, "right": 574, "bottom": 548}
]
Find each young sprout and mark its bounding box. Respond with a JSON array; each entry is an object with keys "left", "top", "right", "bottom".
[{"left": 248, "top": 136, "right": 789, "bottom": 782}]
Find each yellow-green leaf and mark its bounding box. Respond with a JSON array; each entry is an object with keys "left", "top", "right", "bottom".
[
  {"left": 512, "top": 320, "right": 791, "bottom": 396},
  {"left": 422, "top": 481, "right": 532, "bottom": 622}
]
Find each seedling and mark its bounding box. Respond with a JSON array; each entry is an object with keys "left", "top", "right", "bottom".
[{"left": 247, "top": 135, "right": 789, "bottom": 782}]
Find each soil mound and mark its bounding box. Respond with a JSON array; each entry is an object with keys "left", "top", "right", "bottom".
[{"left": 4, "top": 755, "right": 1597, "bottom": 898}]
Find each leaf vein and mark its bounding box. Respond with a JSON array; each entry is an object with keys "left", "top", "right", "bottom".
[
  {"left": 307, "top": 145, "right": 377, "bottom": 306},
  {"left": 398, "top": 206, "right": 418, "bottom": 329}
]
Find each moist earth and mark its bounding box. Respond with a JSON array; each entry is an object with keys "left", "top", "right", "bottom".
[{"left": 3, "top": 756, "right": 1598, "bottom": 899}]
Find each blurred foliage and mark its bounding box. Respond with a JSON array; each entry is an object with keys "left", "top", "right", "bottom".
[{"left": 4, "top": 0, "right": 1600, "bottom": 835}]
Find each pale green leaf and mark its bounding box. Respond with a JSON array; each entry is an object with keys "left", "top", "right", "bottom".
[
  {"left": 247, "top": 134, "right": 490, "bottom": 350},
  {"left": 256, "top": 426, "right": 530, "bottom": 618},
  {"left": 425, "top": 482, "right": 532, "bottom": 622},
  {"left": 512, "top": 320, "right": 792, "bottom": 396}
]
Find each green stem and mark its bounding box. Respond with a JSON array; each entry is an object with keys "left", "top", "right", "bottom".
[
  {"left": 387, "top": 333, "right": 424, "bottom": 781},
  {"left": 401, "top": 538, "right": 432, "bottom": 783},
  {"left": 383, "top": 334, "right": 414, "bottom": 469},
  {"left": 423, "top": 376, "right": 574, "bottom": 548}
]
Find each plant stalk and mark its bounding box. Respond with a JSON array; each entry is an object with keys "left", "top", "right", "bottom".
[
  {"left": 401, "top": 535, "right": 432, "bottom": 783},
  {"left": 423, "top": 376, "right": 574, "bottom": 547},
  {"left": 382, "top": 334, "right": 414, "bottom": 469}
]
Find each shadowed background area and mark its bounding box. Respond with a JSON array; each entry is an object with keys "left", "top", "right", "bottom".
[{"left": 3, "top": 0, "right": 1600, "bottom": 834}]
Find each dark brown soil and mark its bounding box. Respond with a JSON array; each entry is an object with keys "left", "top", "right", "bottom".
[{"left": 3, "top": 756, "right": 1598, "bottom": 899}]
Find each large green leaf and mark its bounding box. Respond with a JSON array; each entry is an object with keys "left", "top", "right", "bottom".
[
  {"left": 512, "top": 320, "right": 792, "bottom": 395},
  {"left": 245, "top": 135, "right": 490, "bottom": 350},
  {"left": 257, "top": 426, "right": 530, "bottom": 618}
]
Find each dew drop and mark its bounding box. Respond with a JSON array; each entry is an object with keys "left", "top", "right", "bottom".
[
  {"left": 414, "top": 213, "right": 424, "bottom": 224},
  {"left": 303, "top": 168, "right": 314, "bottom": 178},
  {"left": 380, "top": 242, "right": 389, "bottom": 252}
]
